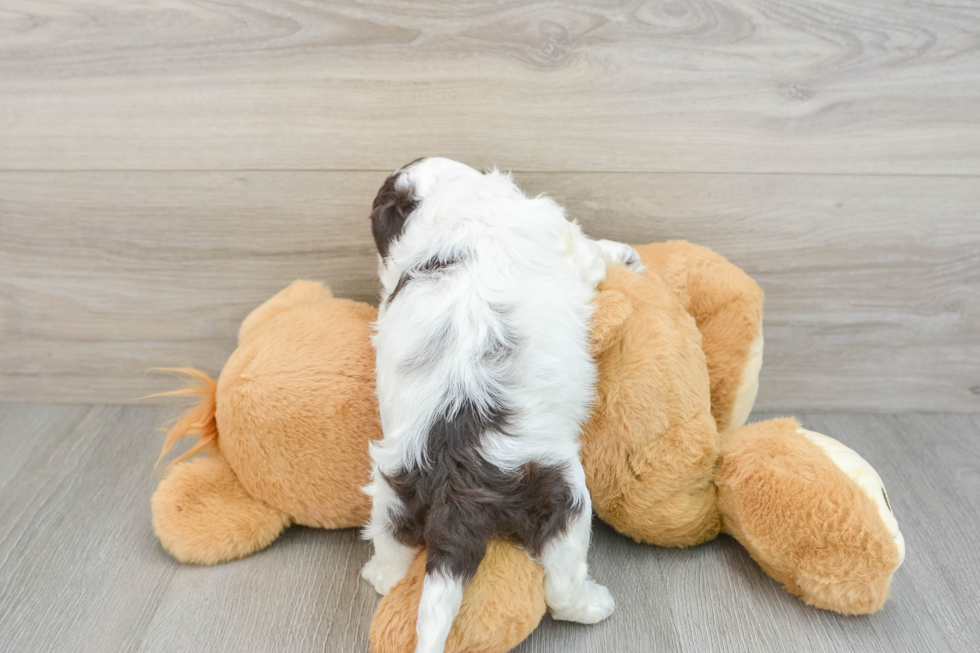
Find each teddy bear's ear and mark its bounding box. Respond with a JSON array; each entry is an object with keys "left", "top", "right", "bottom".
[{"left": 590, "top": 289, "right": 633, "bottom": 357}]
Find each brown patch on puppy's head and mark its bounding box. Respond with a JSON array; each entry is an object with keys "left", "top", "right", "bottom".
[{"left": 370, "top": 159, "right": 425, "bottom": 258}]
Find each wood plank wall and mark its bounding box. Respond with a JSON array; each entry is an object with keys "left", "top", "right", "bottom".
[{"left": 1, "top": 1, "right": 978, "bottom": 410}]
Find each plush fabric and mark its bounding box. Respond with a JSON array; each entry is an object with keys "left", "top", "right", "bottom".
[
  {"left": 584, "top": 266, "right": 722, "bottom": 547},
  {"left": 717, "top": 419, "right": 900, "bottom": 614},
  {"left": 152, "top": 280, "right": 380, "bottom": 559},
  {"left": 371, "top": 541, "right": 546, "bottom": 653},
  {"left": 151, "top": 454, "right": 289, "bottom": 565},
  {"left": 217, "top": 280, "right": 380, "bottom": 529},
  {"left": 635, "top": 241, "right": 765, "bottom": 433},
  {"left": 150, "top": 241, "right": 903, "bottom": 653}
]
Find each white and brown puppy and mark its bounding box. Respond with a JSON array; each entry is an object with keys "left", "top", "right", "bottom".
[{"left": 362, "top": 158, "right": 641, "bottom": 653}]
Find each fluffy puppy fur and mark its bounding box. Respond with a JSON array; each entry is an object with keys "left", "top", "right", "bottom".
[{"left": 362, "top": 158, "right": 640, "bottom": 653}]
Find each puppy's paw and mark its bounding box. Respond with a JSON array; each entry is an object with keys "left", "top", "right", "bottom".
[
  {"left": 361, "top": 554, "right": 407, "bottom": 596},
  {"left": 620, "top": 246, "right": 644, "bottom": 274},
  {"left": 550, "top": 580, "right": 616, "bottom": 624},
  {"left": 596, "top": 239, "right": 644, "bottom": 273}
]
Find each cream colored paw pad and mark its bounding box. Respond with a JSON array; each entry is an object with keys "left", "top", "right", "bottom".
[{"left": 729, "top": 327, "right": 764, "bottom": 430}]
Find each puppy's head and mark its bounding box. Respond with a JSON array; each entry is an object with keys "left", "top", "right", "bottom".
[{"left": 369, "top": 157, "right": 486, "bottom": 258}]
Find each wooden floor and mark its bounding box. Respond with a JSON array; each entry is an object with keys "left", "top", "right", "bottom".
[{"left": 0, "top": 404, "right": 977, "bottom": 653}]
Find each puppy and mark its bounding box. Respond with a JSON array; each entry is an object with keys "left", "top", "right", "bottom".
[{"left": 362, "top": 158, "right": 641, "bottom": 653}]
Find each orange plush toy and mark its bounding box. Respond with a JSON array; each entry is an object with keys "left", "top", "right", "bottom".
[{"left": 152, "top": 241, "right": 905, "bottom": 653}]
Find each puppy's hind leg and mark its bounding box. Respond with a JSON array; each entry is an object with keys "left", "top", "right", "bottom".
[
  {"left": 538, "top": 465, "right": 615, "bottom": 624},
  {"left": 361, "top": 473, "right": 417, "bottom": 596}
]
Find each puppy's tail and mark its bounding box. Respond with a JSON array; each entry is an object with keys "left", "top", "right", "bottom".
[
  {"left": 415, "top": 570, "right": 466, "bottom": 653},
  {"left": 414, "top": 501, "right": 486, "bottom": 653}
]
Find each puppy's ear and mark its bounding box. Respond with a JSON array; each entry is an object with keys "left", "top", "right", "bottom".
[
  {"left": 590, "top": 289, "right": 633, "bottom": 357},
  {"left": 371, "top": 173, "right": 418, "bottom": 258}
]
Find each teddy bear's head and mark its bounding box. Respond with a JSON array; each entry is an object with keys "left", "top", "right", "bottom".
[{"left": 217, "top": 280, "right": 381, "bottom": 529}]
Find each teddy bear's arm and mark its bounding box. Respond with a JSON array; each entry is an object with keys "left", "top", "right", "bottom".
[{"left": 634, "top": 241, "right": 764, "bottom": 432}]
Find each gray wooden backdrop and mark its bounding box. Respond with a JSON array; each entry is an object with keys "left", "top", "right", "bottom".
[{"left": 1, "top": 0, "right": 978, "bottom": 411}]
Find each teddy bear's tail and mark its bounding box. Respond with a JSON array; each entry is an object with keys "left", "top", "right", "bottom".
[{"left": 150, "top": 367, "right": 219, "bottom": 473}]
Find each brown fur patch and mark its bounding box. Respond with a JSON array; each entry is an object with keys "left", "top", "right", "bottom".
[
  {"left": 385, "top": 398, "right": 579, "bottom": 582},
  {"left": 371, "top": 171, "right": 418, "bottom": 258},
  {"left": 386, "top": 254, "right": 463, "bottom": 306}
]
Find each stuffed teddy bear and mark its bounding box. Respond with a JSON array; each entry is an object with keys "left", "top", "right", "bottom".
[{"left": 152, "top": 241, "right": 905, "bottom": 653}]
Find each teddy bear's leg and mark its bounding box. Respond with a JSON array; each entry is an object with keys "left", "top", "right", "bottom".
[
  {"left": 795, "top": 427, "right": 905, "bottom": 564},
  {"left": 152, "top": 454, "right": 291, "bottom": 565},
  {"left": 370, "top": 541, "right": 547, "bottom": 653},
  {"left": 634, "top": 241, "right": 765, "bottom": 432},
  {"left": 716, "top": 418, "right": 904, "bottom": 614}
]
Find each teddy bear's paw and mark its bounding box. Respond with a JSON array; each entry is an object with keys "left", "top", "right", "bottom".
[
  {"left": 797, "top": 428, "right": 906, "bottom": 568},
  {"left": 361, "top": 554, "right": 409, "bottom": 596},
  {"left": 549, "top": 580, "right": 616, "bottom": 624}
]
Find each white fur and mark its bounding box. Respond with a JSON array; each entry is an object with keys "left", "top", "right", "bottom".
[
  {"left": 360, "top": 475, "right": 416, "bottom": 595},
  {"left": 416, "top": 571, "right": 465, "bottom": 653},
  {"left": 538, "top": 459, "right": 616, "bottom": 624},
  {"left": 362, "top": 158, "right": 637, "bottom": 652}
]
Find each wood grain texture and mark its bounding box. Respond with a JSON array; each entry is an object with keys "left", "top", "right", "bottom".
[
  {"left": 2, "top": 171, "right": 977, "bottom": 410},
  {"left": 0, "top": 405, "right": 176, "bottom": 653},
  {"left": 136, "top": 527, "right": 377, "bottom": 653},
  {"left": 1, "top": 406, "right": 977, "bottom": 652},
  {"left": 799, "top": 413, "right": 980, "bottom": 653},
  {"left": 0, "top": 403, "right": 88, "bottom": 495},
  {"left": 1, "top": 0, "right": 979, "bottom": 173}
]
